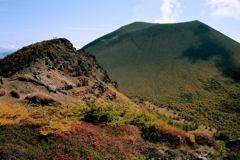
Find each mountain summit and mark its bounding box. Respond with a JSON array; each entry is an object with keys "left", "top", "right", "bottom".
[
  {"left": 83, "top": 20, "right": 240, "bottom": 133},
  {"left": 83, "top": 20, "right": 240, "bottom": 95}
]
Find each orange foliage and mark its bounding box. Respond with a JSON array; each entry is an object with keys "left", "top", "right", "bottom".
[{"left": 0, "top": 101, "right": 31, "bottom": 125}]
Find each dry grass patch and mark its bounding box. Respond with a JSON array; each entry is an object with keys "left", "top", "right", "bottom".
[{"left": 0, "top": 101, "right": 31, "bottom": 125}]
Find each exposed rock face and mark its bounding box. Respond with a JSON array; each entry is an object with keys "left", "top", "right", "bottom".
[
  {"left": 0, "top": 38, "right": 112, "bottom": 84},
  {"left": 0, "top": 38, "right": 118, "bottom": 105}
]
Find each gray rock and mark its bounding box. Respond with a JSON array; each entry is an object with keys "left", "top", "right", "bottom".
[
  {"left": 197, "top": 156, "right": 208, "bottom": 160},
  {"left": 33, "top": 75, "right": 40, "bottom": 80},
  {"left": 158, "top": 149, "right": 165, "bottom": 155},
  {"left": 203, "top": 154, "right": 209, "bottom": 157},
  {"left": 33, "top": 71, "right": 38, "bottom": 75},
  {"left": 46, "top": 84, "right": 57, "bottom": 93}
]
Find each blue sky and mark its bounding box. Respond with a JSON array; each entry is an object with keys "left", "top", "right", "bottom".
[{"left": 0, "top": 0, "right": 240, "bottom": 57}]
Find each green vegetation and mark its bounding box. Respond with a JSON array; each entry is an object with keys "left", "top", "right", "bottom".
[{"left": 83, "top": 20, "right": 240, "bottom": 138}]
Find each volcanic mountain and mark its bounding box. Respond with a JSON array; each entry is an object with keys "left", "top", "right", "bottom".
[
  {"left": 83, "top": 20, "right": 240, "bottom": 135},
  {"left": 0, "top": 38, "right": 129, "bottom": 106}
]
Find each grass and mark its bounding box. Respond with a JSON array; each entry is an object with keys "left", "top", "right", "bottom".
[
  {"left": 0, "top": 101, "right": 30, "bottom": 125},
  {"left": 0, "top": 99, "right": 192, "bottom": 137}
]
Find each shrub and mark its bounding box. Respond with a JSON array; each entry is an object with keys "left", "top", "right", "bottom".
[
  {"left": 155, "top": 127, "right": 188, "bottom": 145},
  {"left": 141, "top": 126, "right": 193, "bottom": 146},
  {"left": 193, "top": 133, "right": 215, "bottom": 146},
  {"left": 0, "top": 123, "right": 146, "bottom": 159},
  {"left": 214, "top": 130, "right": 231, "bottom": 141},
  {"left": 0, "top": 101, "right": 31, "bottom": 125},
  {"left": 54, "top": 123, "right": 146, "bottom": 159}
]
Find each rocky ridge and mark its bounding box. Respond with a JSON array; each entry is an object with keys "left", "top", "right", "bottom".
[{"left": 0, "top": 38, "right": 119, "bottom": 106}]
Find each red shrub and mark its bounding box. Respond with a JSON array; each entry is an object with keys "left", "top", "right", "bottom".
[
  {"left": 193, "top": 133, "right": 215, "bottom": 146},
  {"left": 155, "top": 127, "right": 188, "bottom": 145},
  {"left": 53, "top": 123, "right": 145, "bottom": 159}
]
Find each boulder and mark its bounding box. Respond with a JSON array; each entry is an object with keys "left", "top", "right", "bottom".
[
  {"left": 226, "top": 138, "right": 240, "bottom": 152},
  {"left": 33, "top": 74, "right": 40, "bottom": 80},
  {"left": 0, "top": 86, "right": 5, "bottom": 96},
  {"left": 10, "top": 90, "right": 21, "bottom": 98},
  {"left": 25, "top": 94, "right": 61, "bottom": 106},
  {"left": 46, "top": 84, "right": 57, "bottom": 93},
  {"left": 0, "top": 77, "right": 3, "bottom": 85},
  {"left": 32, "top": 71, "right": 38, "bottom": 75}
]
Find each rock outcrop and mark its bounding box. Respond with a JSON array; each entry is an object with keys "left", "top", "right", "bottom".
[{"left": 0, "top": 38, "right": 118, "bottom": 105}]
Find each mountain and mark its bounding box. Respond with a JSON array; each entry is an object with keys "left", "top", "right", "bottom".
[
  {"left": 83, "top": 20, "right": 240, "bottom": 136},
  {"left": 0, "top": 37, "right": 239, "bottom": 159}
]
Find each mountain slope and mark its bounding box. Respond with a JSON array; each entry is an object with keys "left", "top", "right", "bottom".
[
  {"left": 83, "top": 20, "right": 240, "bottom": 95},
  {"left": 83, "top": 20, "right": 240, "bottom": 135}
]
